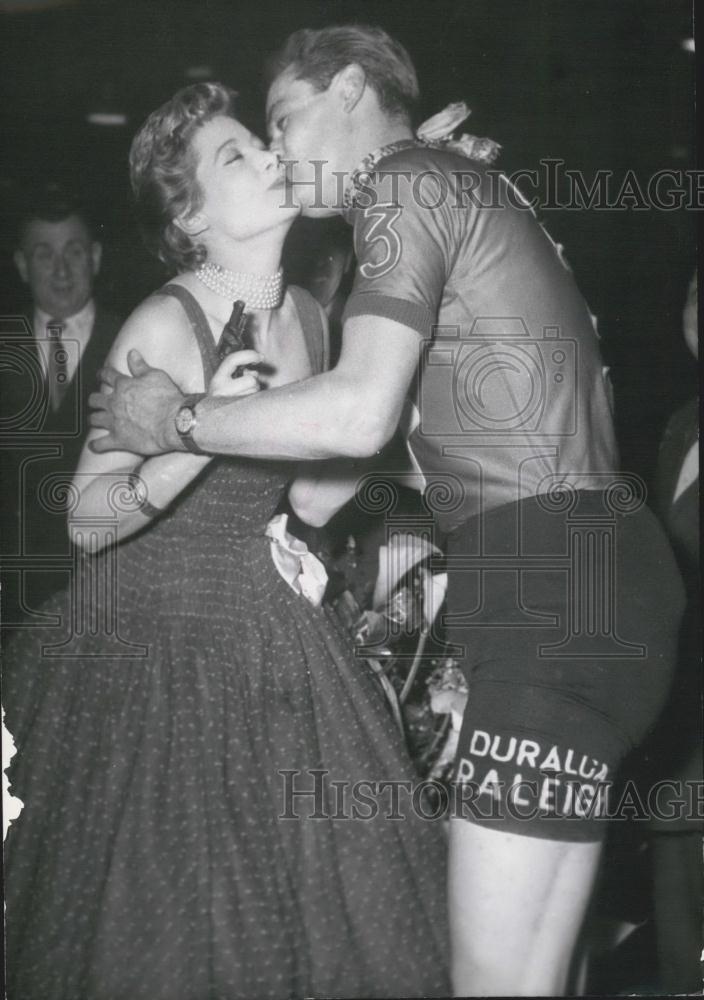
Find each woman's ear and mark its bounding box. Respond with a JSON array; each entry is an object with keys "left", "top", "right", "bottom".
[
  {"left": 13, "top": 249, "right": 29, "bottom": 284},
  {"left": 331, "top": 63, "right": 366, "bottom": 113},
  {"left": 174, "top": 209, "right": 207, "bottom": 237},
  {"left": 90, "top": 241, "right": 103, "bottom": 277}
]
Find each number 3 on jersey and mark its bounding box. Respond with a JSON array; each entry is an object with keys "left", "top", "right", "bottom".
[{"left": 359, "top": 204, "right": 403, "bottom": 279}]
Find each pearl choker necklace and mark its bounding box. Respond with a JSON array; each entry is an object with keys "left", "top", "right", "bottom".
[{"left": 195, "top": 262, "right": 284, "bottom": 309}]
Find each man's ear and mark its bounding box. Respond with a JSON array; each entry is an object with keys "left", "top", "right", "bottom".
[
  {"left": 13, "top": 249, "right": 29, "bottom": 284},
  {"left": 91, "top": 241, "right": 103, "bottom": 277},
  {"left": 331, "top": 63, "right": 367, "bottom": 113}
]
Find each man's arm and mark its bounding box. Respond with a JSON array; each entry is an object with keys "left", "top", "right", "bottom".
[{"left": 90, "top": 315, "right": 423, "bottom": 461}]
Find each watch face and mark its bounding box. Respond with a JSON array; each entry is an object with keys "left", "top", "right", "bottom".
[{"left": 175, "top": 406, "right": 195, "bottom": 435}]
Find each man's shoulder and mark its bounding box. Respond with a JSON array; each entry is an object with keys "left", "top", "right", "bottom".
[
  {"left": 660, "top": 397, "right": 699, "bottom": 460},
  {"left": 92, "top": 302, "right": 124, "bottom": 339},
  {"left": 80, "top": 302, "right": 125, "bottom": 374},
  {"left": 0, "top": 299, "right": 33, "bottom": 338},
  {"left": 373, "top": 143, "right": 491, "bottom": 189},
  {"left": 351, "top": 142, "right": 491, "bottom": 224}
]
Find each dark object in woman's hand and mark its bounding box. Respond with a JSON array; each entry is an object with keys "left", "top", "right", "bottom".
[{"left": 217, "top": 301, "right": 251, "bottom": 376}]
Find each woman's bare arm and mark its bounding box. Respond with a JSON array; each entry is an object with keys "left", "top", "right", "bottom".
[{"left": 71, "top": 295, "right": 257, "bottom": 551}]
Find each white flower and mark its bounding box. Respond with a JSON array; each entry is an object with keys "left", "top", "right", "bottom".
[
  {"left": 416, "top": 101, "right": 472, "bottom": 142},
  {"left": 447, "top": 133, "right": 502, "bottom": 164}
]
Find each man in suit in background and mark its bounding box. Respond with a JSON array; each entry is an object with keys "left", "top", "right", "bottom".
[
  {"left": 646, "top": 272, "right": 700, "bottom": 993},
  {"left": 1, "top": 185, "right": 122, "bottom": 624}
]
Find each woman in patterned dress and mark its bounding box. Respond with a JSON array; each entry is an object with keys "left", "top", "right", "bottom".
[{"left": 3, "top": 83, "right": 450, "bottom": 1000}]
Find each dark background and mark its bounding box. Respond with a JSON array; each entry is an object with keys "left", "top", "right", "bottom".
[{"left": 0, "top": 0, "right": 698, "bottom": 488}]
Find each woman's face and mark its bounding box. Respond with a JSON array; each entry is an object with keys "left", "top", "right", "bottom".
[{"left": 186, "top": 115, "right": 297, "bottom": 245}]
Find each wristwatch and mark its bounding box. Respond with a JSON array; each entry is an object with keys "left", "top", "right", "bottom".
[{"left": 175, "top": 393, "right": 207, "bottom": 454}]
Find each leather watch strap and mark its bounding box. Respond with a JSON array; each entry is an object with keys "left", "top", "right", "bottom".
[{"left": 177, "top": 393, "right": 208, "bottom": 455}]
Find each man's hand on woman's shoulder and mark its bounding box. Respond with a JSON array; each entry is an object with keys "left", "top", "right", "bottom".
[{"left": 89, "top": 350, "right": 185, "bottom": 455}]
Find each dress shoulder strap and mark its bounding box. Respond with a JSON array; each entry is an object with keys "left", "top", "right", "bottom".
[
  {"left": 156, "top": 283, "right": 218, "bottom": 385},
  {"left": 287, "top": 286, "right": 329, "bottom": 374},
  {"left": 155, "top": 283, "right": 327, "bottom": 383}
]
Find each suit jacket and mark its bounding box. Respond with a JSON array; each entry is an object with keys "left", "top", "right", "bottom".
[
  {"left": 0, "top": 303, "right": 122, "bottom": 617},
  {"left": 654, "top": 397, "right": 699, "bottom": 584},
  {"left": 646, "top": 396, "right": 701, "bottom": 817}
]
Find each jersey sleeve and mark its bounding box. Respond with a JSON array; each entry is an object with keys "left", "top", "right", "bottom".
[{"left": 341, "top": 154, "right": 454, "bottom": 336}]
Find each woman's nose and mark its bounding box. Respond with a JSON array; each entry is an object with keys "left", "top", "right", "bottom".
[{"left": 253, "top": 147, "right": 280, "bottom": 173}]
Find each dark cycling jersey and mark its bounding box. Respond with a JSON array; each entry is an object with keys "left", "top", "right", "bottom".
[{"left": 342, "top": 141, "right": 617, "bottom": 532}]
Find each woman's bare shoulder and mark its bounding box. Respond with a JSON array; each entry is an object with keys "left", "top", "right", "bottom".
[{"left": 105, "top": 290, "right": 195, "bottom": 378}]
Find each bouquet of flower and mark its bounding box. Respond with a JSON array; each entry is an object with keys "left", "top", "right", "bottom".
[{"left": 327, "top": 530, "right": 468, "bottom": 782}]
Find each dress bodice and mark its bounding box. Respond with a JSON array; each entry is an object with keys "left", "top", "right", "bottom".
[{"left": 146, "top": 454, "right": 293, "bottom": 540}]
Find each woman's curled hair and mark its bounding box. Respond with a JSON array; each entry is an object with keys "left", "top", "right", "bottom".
[{"left": 129, "top": 82, "right": 238, "bottom": 271}]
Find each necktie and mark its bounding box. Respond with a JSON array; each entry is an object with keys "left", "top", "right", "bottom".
[{"left": 46, "top": 320, "right": 68, "bottom": 411}]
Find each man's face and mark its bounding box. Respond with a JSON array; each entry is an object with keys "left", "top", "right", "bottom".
[
  {"left": 14, "top": 215, "right": 101, "bottom": 319},
  {"left": 266, "top": 69, "right": 350, "bottom": 217}
]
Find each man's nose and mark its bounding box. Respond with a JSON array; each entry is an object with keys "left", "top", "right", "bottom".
[
  {"left": 53, "top": 254, "right": 70, "bottom": 278},
  {"left": 267, "top": 134, "right": 286, "bottom": 159}
]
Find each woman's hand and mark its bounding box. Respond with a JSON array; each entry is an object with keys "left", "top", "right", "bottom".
[{"left": 209, "top": 350, "right": 263, "bottom": 398}]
